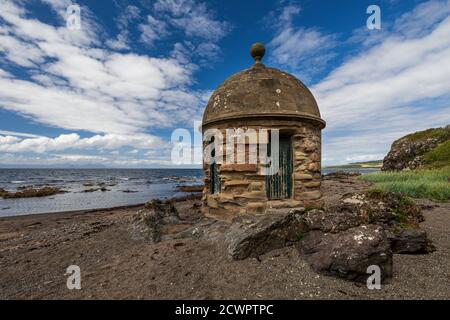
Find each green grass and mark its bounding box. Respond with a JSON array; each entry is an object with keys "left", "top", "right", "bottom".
[
  {"left": 403, "top": 126, "right": 450, "bottom": 142},
  {"left": 423, "top": 140, "right": 450, "bottom": 168},
  {"left": 359, "top": 167, "right": 450, "bottom": 201}
]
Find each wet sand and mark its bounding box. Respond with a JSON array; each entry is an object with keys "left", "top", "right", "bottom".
[{"left": 0, "top": 176, "right": 449, "bottom": 299}]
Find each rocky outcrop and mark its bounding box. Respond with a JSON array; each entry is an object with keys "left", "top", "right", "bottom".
[
  {"left": 299, "top": 225, "right": 393, "bottom": 282},
  {"left": 130, "top": 190, "right": 434, "bottom": 283},
  {"left": 324, "top": 190, "right": 434, "bottom": 253},
  {"left": 382, "top": 125, "right": 450, "bottom": 171},
  {"left": 296, "top": 190, "right": 434, "bottom": 282},
  {"left": 130, "top": 200, "right": 180, "bottom": 242},
  {"left": 329, "top": 190, "right": 425, "bottom": 227},
  {"left": 0, "top": 186, "right": 67, "bottom": 199},
  {"left": 225, "top": 208, "right": 307, "bottom": 260}
]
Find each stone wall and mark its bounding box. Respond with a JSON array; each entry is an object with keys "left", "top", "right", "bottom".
[{"left": 202, "top": 119, "right": 322, "bottom": 222}]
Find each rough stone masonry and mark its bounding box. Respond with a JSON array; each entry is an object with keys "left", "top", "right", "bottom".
[{"left": 201, "top": 43, "right": 326, "bottom": 222}]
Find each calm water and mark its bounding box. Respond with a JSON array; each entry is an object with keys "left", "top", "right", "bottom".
[
  {"left": 0, "top": 167, "right": 378, "bottom": 217},
  {"left": 0, "top": 168, "right": 203, "bottom": 217}
]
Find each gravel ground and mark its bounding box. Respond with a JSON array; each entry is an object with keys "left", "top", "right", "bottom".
[{"left": 0, "top": 176, "right": 449, "bottom": 299}]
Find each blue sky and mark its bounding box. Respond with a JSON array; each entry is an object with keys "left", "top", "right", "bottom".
[{"left": 0, "top": 0, "right": 449, "bottom": 167}]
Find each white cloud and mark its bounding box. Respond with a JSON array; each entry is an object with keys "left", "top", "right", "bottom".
[
  {"left": 138, "top": 0, "right": 229, "bottom": 64},
  {"left": 153, "top": 0, "right": 229, "bottom": 41},
  {"left": 0, "top": 0, "right": 205, "bottom": 139},
  {"left": 106, "top": 5, "right": 141, "bottom": 50},
  {"left": 267, "top": 4, "right": 337, "bottom": 80},
  {"left": 313, "top": 0, "right": 450, "bottom": 165},
  {"left": 138, "top": 14, "right": 169, "bottom": 46},
  {"left": 0, "top": 133, "right": 164, "bottom": 153}
]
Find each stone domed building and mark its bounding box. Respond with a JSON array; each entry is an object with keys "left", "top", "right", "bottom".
[{"left": 201, "top": 43, "right": 326, "bottom": 221}]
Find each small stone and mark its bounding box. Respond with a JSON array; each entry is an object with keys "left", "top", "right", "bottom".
[
  {"left": 206, "top": 196, "right": 219, "bottom": 208},
  {"left": 310, "top": 153, "right": 320, "bottom": 161},
  {"left": 307, "top": 162, "right": 320, "bottom": 172}
]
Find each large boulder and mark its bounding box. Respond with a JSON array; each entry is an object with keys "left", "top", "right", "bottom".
[
  {"left": 296, "top": 191, "right": 433, "bottom": 282},
  {"left": 316, "top": 191, "right": 432, "bottom": 254},
  {"left": 302, "top": 209, "right": 364, "bottom": 233},
  {"left": 329, "top": 190, "right": 424, "bottom": 228},
  {"left": 298, "top": 225, "right": 393, "bottom": 282},
  {"left": 226, "top": 208, "right": 307, "bottom": 260},
  {"left": 130, "top": 200, "right": 180, "bottom": 242}
]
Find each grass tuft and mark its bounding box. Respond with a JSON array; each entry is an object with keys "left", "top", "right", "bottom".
[{"left": 359, "top": 167, "right": 450, "bottom": 201}]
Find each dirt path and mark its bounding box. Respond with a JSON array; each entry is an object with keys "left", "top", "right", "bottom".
[{"left": 0, "top": 177, "right": 449, "bottom": 299}]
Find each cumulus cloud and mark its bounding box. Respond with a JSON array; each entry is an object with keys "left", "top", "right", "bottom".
[
  {"left": 0, "top": 0, "right": 212, "bottom": 166},
  {"left": 0, "top": 1, "right": 205, "bottom": 133}
]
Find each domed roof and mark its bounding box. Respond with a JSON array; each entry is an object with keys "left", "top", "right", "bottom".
[{"left": 202, "top": 43, "right": 326, "bottom": 129}]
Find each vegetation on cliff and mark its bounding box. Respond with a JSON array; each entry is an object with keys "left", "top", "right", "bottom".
[
  {"left": 423, "top": 140, "right": 450, "bottom": 168},
  {"left": 382, "top": 125, "right": 450, "bottom": 171}
]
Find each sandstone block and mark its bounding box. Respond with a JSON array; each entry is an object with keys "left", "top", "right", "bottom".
[
  {"left": 308, "top": 162, "right": 320, "bottom": 172},
  {"left": 294, "top": 173, "right": 313, "bottom": 180},
  {"left": 303, "top": 181, "right": 321, "bottom": 188},
  {"left": 220, "top": 164, "right": 257, "bottom": 172},
  {"left": 235, "top": 191, "right": 266, "bottom": 200},
  {"left": 298, "top": 191, "right": 321, "bottom": 200},
  {"left": 246, "top": 202, "right": 266, "bottom": 214},
  {"left": 248, "top": 181, "right": 264, "bottom": 191},
  {"left": 206, "top": 196, "right": 219, "bottom": 208},
  {"left": 224, "top": 180, "right": 250, "bottom": 187}
]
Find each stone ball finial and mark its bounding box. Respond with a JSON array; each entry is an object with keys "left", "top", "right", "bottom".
[{"left": 250, "top": 42, "right": 265, "bottom": 64}]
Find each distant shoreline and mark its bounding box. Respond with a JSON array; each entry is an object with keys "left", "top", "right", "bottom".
[{"left": 324, "top": 160, "right": 383, "bottom": 170}]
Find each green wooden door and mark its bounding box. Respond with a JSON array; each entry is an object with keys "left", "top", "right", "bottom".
[
  {"left": 210, "top": 162, "right": 220, "bottom": 194},
  {"left": 266, "top": 136, "right": 293, "bottom": 199},
  {"left": 209, "top": 136, "right": 220, "bottom": 194}
]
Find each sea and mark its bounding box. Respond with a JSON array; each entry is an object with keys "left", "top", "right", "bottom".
[{"left": 0, "top": 167, "right": 379, "bottom": 217}]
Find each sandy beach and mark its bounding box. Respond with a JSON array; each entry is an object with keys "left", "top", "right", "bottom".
[{"left": 0, "top": 175, "right": 449, "bottom": 299}]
